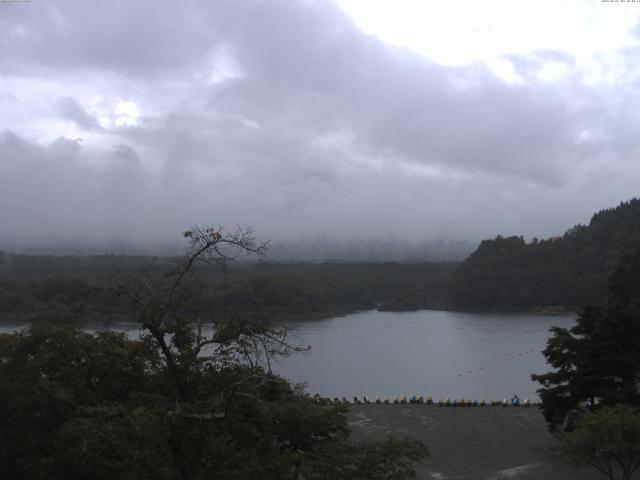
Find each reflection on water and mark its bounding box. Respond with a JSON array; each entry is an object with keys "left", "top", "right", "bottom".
[{"left": 0, "top": 309, "right": 576, "bottom": 400}]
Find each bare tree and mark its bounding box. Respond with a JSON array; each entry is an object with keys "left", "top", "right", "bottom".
[
  {"left": 211, "top": 313, "right": 309, "bottom": 373},
  {"left": 93, "top": 225, "right": 306, "bottom": 385}
]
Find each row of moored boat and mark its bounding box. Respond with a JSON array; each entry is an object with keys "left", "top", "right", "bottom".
[{"left": 313, "top": 394, "right": 534, "bottom": 407}]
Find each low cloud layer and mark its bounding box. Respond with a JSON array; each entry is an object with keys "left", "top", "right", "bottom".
[{"left": 1, "top": 1, "right": 639, "bottom": 252}]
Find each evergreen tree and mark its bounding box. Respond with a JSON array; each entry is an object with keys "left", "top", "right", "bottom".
[{"left": 532, "top": 247, "right": 640, "bottom": 431}]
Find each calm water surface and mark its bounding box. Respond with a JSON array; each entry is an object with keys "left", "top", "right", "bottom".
[
  {"left": 275, "top": 309, "right": 576, "bottom": 400},
  {"left": 0, "top": 309, "right": 576, "bottom": 400}
]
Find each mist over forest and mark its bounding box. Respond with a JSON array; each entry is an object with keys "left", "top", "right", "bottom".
[{"left": 0, "top": 236, "right": 474, "bottom": 262}]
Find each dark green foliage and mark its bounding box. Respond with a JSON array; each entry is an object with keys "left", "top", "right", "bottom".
[
  {"left": 0, "top": 318, "right": 425, "bottom": 479},
  {"left": 532, "top": 247, "right": 640, "bottom": 431},
  {"left": 0, "top": 320, "right": 163, "bottom": 479},
  {"left": 0, "top": 259, "right": 456, "bottom": 320},
  {"left": 0, "top": 226, "right": 427, "bottom": 479},
  {"left": 451, "top": 198, "right": 640, "bottom": 308},
  {"left": 555, "top": 405, "right": 640, "bottom": 480}
]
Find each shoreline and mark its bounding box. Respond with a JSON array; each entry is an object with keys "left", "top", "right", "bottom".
[{"left": 0, "top": 304, "right": 578, "bottom": 327}]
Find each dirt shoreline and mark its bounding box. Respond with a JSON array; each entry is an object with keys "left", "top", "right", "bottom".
[{"left": 347, "top": 405, "right": 601, "bottom": 480}]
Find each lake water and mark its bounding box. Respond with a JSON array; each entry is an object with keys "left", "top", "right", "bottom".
[
  {"left": 0, "top": 309, "right": 576, "bottom": 400},
  {"left": 275, "top": 309, "right": 576, "bottom": 401}
]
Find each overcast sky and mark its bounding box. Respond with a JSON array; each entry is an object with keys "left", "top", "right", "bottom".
[{"left": 2, "top": 0, "right": 640, "bottom": 250}]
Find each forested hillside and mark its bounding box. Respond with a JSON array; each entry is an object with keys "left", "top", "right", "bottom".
[
  {"left": 0, "top": 255, "right": 455, "bottom": 321},
  {"left": 450, "top": 198, "right": 640, "bottom": 309}
]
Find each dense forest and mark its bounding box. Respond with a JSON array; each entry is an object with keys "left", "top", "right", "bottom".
[
  {"left": 450, "top": 198, "right": 640, "bottom": 309},
  {"left": 0, "top": 254, "right": 455, "bottom": 321},
  {"left": 3, "top": 198, "right": 640, "bottom": 320}
]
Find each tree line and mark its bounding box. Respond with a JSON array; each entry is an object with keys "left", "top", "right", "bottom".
[
  {"left": 450, "top": 198, "right": 640, "bottom": 309},
  {"left": 0, "top": 253, "right": 455, "bottom": 321}
]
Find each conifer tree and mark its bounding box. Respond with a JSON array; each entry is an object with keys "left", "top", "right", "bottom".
[{"left": 533, "top": 247, "right": 640, "bottom": 431}]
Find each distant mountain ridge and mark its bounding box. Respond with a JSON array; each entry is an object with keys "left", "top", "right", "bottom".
[{"left": 450, "top": 198, "right": 640, "bottom": 309}]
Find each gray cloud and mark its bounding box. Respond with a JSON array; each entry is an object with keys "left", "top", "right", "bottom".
[
  {"left": 0, "top": 1, "right": 639, "bottom": 251},
  {"left": 0, "top": 1, "right": 215, "bottom": 76},
  {"left": 57, "top": 97, "right": 102, "bottom": 130}
]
